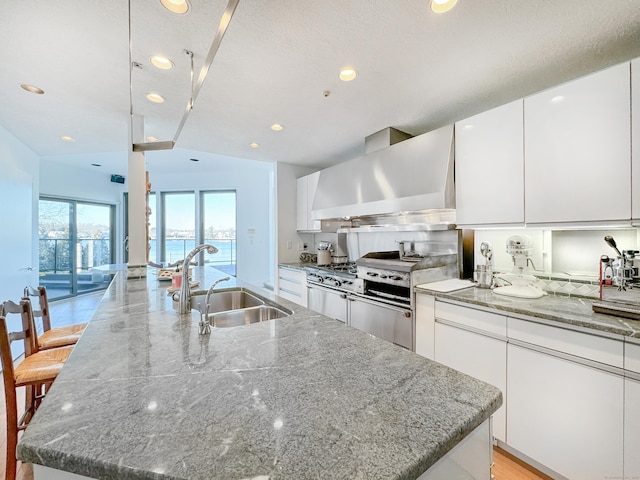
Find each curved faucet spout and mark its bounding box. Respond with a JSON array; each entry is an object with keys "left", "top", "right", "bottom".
[{"left": 177, "top": 244, "right": 219, "bottom": 314}]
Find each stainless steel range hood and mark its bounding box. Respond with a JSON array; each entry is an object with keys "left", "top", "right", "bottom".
[{"left": 311, "top": 124, "right": 455, "bottom": 221}]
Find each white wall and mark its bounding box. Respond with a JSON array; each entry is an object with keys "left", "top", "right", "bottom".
[
  {"left": 0, "top": 126, "right": 39, "bottom": 300},
  {"left": 148, "top": 149, "right": 275, "bottom": 288},
  {"left": 275, "top": 162, "right": 315, "bottom": 264},
  {"left": 39, "top": 152, "right": 127, "bottom": 204}
]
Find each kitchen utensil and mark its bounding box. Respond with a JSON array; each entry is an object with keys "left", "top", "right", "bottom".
[
  {"left": 475, "top": 265, "right": 493, "bottom": 288},
  {"left": 604, "top": 235, "right": 622, "bottom": 256},
  {"left": 317, "top": 241, "right": 333, "bottom": 251}
]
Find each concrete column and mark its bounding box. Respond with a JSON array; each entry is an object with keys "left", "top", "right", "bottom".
[{"left": 127, "top": 114, "right": 148, "bottom": 278}]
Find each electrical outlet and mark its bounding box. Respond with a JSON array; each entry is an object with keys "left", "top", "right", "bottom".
[{"left": 286, "top": 240, "right": 292, "bottom": 249}]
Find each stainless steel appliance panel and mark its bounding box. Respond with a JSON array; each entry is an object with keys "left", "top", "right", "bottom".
[
  {"left": 307, "top": 284, "right": 348, "bottom": 323},
  {"left": 348, "top": 295, "right": 412, "bottom": 350}
]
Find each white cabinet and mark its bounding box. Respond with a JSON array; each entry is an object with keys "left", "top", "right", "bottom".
[
  {"left": 626, "top": 377, "right": 640, "bottom": 479},
  {"left": 455, "top": 100, "right": 524, "bottom": 226},
  {"left": 433, "top": 302, "right": 507, "bottom": 442},
  {"left": 507, "top": 343, "right": 623, "bottom": 480},
  {"left": 296, "top": 172, "right": 321, "bottom": 232},
  {"left": 524, "top": 62, "right": 631, "bottom": 224},
  {"left": 625, "top": 342, "right": 640, "bottom": 479},
  {"left": 415, "top": 293, "right": 435, "bottom": 359},
  {"left": 277, "top": 266, "right": 307, "bottom": 307},
  {"left": 632, "top": 58, "right": 640, "bottom": 221}
]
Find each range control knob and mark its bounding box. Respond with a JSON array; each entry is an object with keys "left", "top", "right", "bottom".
[
  {"left": 390, "top": 275, "right": 403, "bottom": 281},
  {"left": 332, "top": 279, "right": 342, "bottom": 287},
  {"left": 316, "top": 275, "right": 324, "bottom": 283}
]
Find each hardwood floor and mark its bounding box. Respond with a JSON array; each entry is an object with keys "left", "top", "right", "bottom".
[
  {"left": 0, "top": 291, "right": 549, "bottom": 480},
  {"left": 493, "top": 446, "right": 553, "bottom": 480}
]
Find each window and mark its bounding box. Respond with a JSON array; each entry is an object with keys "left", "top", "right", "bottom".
[
  {"left": 38, "top": 198, "right": 115, "bottom": 300},
  {"left": 201, "top": 191, "right": 236, "bottom": 276},
  {"left": 162, "top": 192, "right": 196, "bottom": 265}
]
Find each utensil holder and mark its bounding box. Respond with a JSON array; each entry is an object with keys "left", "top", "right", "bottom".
[{"left": 317, "top": 250, "right": 332, "bottom": 265}]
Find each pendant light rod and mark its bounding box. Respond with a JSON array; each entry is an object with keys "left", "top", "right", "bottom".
[
  {"left": 132, "top": 0, "right": 240, "bottom": 152},
  {"left": 172, "top": 0, "right": 240, "bottom": 143}
]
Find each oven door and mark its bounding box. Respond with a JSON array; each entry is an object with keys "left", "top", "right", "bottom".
[
  {"left": 307, "top": 283, "right": 349, "bottom": 323},
  {"left": 347, "top": 295, "right": 413, "bottom": 350}
]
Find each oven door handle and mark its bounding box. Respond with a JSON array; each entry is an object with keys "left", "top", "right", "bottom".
[{"left": 346, "top": 293, "right": 412, "bottom": 316}]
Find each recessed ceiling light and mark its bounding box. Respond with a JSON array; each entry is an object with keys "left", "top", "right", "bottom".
[
  {"left": 20, "top": 84, "right": 45, "bottom": 95},
  {"left": 146, "top": 136, "right": 158, "bottom": 142},
  {"left": 271, "top": 124, "right": 284, "bottom": 131},
  {"left": 150, "top": 55, "right": 174, "bottom": 70},
  {"left": 464, "top": 124, "right": 474, "bottom": 130},
  {"left": 189, "top": 158, "right": 199, "bottom": 162},
  {"left": 146, "top": 93, "right": 165, "bottom": 103},
  {"left": 60, "top": 136, "right": 75, "bottom": 142},
  {"left": 430, "top": 0, "right": 458, "bottom": 13},
  {"left": 91, "top": 163, "right": 101, "bottom": 167},
  {"left": 160, "top": 0, "right": 190, "bottom": 14},
  {"left": 249, "top": 142, "right": 260, "bottom": 148},
  {"left": 551, "top": 95, "right": 565, "bottom": 104},
  {"left": 339, "top": 68, "right": 357, "bottom": 82}
]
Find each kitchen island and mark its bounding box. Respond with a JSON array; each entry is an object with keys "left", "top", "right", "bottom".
[{"left": 17, "top": 267, "right": 502, "bottom": 479}]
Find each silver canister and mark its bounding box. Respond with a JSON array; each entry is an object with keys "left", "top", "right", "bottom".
[{"left": 475, "top": 264, "right": 493, "bottom": 289}]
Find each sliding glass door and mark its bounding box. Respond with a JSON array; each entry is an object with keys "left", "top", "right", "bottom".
[
  {"left": 202, "top": 191, "right": 236, "bottom": 276},
  {"left": 38, "top": 198, "right": 115, "bottom": 300}
]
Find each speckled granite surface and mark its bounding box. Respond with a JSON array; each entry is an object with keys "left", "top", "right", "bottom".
[
  {"left": 17, "top": 267, "right": 501, "bottom": 480},
  {"left": 416, "top": 284, "right": 640, "bottom": 340}
]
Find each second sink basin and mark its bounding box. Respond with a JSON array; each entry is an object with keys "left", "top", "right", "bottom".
[
  {"left": 209, "top": 305, "right": 290, "bottom": 328},
  {"left": 191, "top": 289, "right": 264, "bottom": 313}
]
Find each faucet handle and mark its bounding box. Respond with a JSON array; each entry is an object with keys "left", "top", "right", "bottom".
[{"left": 199, "top": 309, "right": 211, "bottom": 335}]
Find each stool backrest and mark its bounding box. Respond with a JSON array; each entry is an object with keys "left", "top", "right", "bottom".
[
  {"left": 0, "top": 315, "right": 17, "bottom": 400},
  {"left": 0, "top": 298, "right": 39, "bottom": 357},
  {"left": 24, "top": 285, "right": 52, "bottom": 332}
]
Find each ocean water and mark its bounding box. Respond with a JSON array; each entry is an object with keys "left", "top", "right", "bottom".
[{"left": 149, "top": 239, "right": 236, "bottom": 266}]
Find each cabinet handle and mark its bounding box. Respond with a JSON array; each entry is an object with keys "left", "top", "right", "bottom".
[{"left": 340, "top": 294, "right": 347, "bottom": 299}]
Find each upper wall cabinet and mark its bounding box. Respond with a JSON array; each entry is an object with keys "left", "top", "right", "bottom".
[
  {"left": 296, "top": 172, "right": 321, "bottom": 232},
  {"left": 632, "top": 58, "right": 640, "bottom": 222},
  {"left": 455, "top": 100, "right": 524, "bottom": 226},
  {"left": 524, "top": 62, "right": 631, "bottom": 225}
]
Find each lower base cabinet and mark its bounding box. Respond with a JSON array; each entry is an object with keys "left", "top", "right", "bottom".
[
  {"left": 434, "top": 321, "right": 506, "bottom": 442},
  {"left": 626, "top": 377, "right": 640, "bottom": 479},
  {"left": 507, "top": 344, "right": 624, "bottom": 480}
]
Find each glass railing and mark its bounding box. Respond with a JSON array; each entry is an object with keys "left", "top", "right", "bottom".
[
  {"left": 149, "top": 238, "right": 236, "bottom": 275},
  {"left": 39, "top": 238, "right": 111, "bottom": 274}
]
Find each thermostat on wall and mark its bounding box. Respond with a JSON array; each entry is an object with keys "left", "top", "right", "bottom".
[{"left": 111, "top": 174, "right": 125, "bottom": 184}]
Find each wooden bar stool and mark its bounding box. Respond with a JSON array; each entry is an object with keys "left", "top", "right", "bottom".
[
  {"left": 0, "top": 299, "right": 73, "bottom": 480},
  {"left": 23, "top": 286, "right": 87, "bottom": 350}
]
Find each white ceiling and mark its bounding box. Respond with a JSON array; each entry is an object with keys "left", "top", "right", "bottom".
[{"left": 2, "top": 0, "right": 640, "bottom": 176}]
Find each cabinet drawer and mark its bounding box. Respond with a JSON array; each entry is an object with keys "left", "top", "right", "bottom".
[
  {"left": 278, "top": 277, "right": 303, "bottom": 296},
  {"left": 278, "top": 267, "right": 305, "bottom": 283},
  {"left": 508, "top": 317, "right": 623, "bottom": 368},
  {"left": 626, "top": 342, "right": 640, "bottom": 374},
  {"left": 435, "top": 301, "right": 506, "bottom": 337}
]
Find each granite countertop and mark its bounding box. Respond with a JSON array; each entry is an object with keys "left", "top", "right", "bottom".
[
  {"left": 415, "top": 283, "right": 640, "bottom": 340},
  {"left": 279, "top": 261, "right": 317, "bottom": 270},
  {"left": 18, "top": 267, "right": 502, "bottom": 480}
]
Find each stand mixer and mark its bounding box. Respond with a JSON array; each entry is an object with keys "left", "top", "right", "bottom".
[{"left": 493, "top": 234, "right": 546, "bottom": 299}]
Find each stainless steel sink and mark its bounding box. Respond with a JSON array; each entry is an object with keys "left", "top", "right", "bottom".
[
  {"left": 208, "top": 305, "right": 290, "bottom": 328},
  {"left": 187, "top": 287, "right": 292, "bottom": 328},
  {"left": 190, "top": 289, "right": 264, "bottom": 313}
]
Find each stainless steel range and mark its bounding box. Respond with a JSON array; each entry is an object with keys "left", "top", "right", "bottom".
[{"left": 306, "top": 251, "right": 458, "bottom": 351}]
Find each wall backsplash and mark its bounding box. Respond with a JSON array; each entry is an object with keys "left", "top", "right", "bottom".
[{"left": 476, "top": 227, "right": 640, "bottom": 299}]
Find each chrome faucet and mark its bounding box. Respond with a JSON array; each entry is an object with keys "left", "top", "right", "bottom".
[
  {"left": 205, "top": 277, "right": 231, "bottom": 306},
  {"left": 175, "top": 244, "right": 218, "bottom": 314},
  {"left": 200, "top": 277, "right": 231, "bottom": 334}
]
